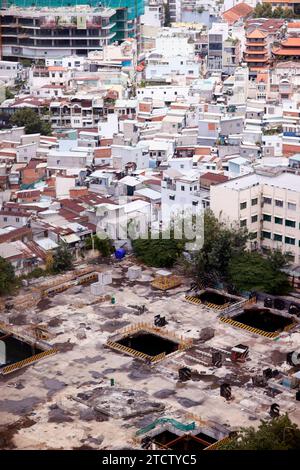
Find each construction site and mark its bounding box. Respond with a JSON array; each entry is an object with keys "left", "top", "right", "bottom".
[{"left": 1, "top": 258, "right": 300, "bottom": 450}]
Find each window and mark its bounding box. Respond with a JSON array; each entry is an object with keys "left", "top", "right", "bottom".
[
  {"left": 275, "top": 217, "right": 283, "bottom": 224},
  {"left": 288, "top": 202, "right": 296, "bottom": 211},
  {"left": 251, "top": 215, "right": 258, "bottom": 223},
  {"left": 274, "top": 234, "right": 282, "bottom": 242},
  {"left": 262, "top": 231, "right": 271, "bottom": 239},
  {"left": 285, "top": 236, "right": 295, "bottom": 245},
  {"left": 251, "top": 198, "right": 258, "bottom": 206},
  {"left": 275, "top": 199, "right": 283, "bottom": 207},
  {"left": 181, "top": 186, "right": 185, "bottom": 191},
  {"left": 240, "top": 219, "right": 247, "bottom": 227},
  {"left": 285, "top": 219, "right": 296, "bottom": 228},
  {"left": 16, "top": 217, "right": 19, "bottom": 222},
  {"left": 263, "top": 197, "right": 272, "bottom": 204},
  {"left": 240, "top": 201, "right": 247, "bottom": 210},
  {"left": 169, "top": 195, "right": 175, "bottom": 201},
  {"left": 192, "top": 201, "right": 198, "bottom": 206},
  {"left": 263, "top": 214, "right": 272, "bottom": 222},
  {"left": 3, "top": 217, "right": 7, "bottom": 222}
]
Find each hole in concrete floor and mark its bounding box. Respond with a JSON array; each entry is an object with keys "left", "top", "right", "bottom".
[
  {"left": 233, "top": 308, "right": 294, "bottom": 333},
  {"left": 152, "top": 431, "right": 217, "bottom": 450},
  {"left": 195, "top": 432, "right": 218, "bottom": 445},
  {"left": 168, "top": 434, "right": 217, "bottom": 451},
  {"left": 198, "top": 291, "right": 233, "bottom": 305},
  {"left": 116, "top": 331, "right": 179, "bottom": 356},
  {"left": 153, "top": 430, "right": 179, "bottom": 446},
  {"left": 0, "top": 333, "right": 43, "bottom": 368}
]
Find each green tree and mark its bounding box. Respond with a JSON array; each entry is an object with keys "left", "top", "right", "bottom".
[
  {"left": 221, "top": 415, "right": 300, "bottom": 450},
  {"left": 0, "top": 257, "right": 16, "bottom": 295},
  {"left": 5, "top": 88, "right": 14, "bottom": 100},
  {"left": 187, "top": 210, "right": 248, "bottom": 283},
  {"left": 253, "top": 3, "right": 273, "bottom": 18},
  {"left": 228, "top": 250, "right": 291, "bottom": 295},
  {"left": 282, "top": 7, "right": 295, "bottom": 18},
  {"left": 267, "top": 249, "right": 292, "bottom": 271},
  {"left": 50, "top": 243, "right": 74, "bottom": 274},
  {"left": 132, "top": 228, "right": 185, "bottom": 268},
  {"left": 85, "top": 235, "right": 113, "bottom": 257},
  {"left": 10, "top": 108, "right": 52, "bottom": 136}
]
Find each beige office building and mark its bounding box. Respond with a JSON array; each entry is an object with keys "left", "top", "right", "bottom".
[{"left": 210, "top": 171, "right": 300, "bottom": 264}]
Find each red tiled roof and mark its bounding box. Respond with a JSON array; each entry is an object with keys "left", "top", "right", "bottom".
[
  {"left": 0, "top": 210, "right": 30, "bottom": 218},
  {"left": 288, "top": 22, "right": 300, "bottom": 28},
  {"left": 273, "top": 48, "right": 300, "bottom": 56},
  {"left": 143, "top": 179, "right": 162, "bottom": 185},
  {"left": 16, "top": 190, "right": 41, "bottom": 198},
  {"left": 24, "top": 241, "right": 47, "bottom": 261},
  {"left": 281, "top": 37, "right": 300, "bottom": 47},
  {"left": 59, "top": 199, "right": 85, "bottom": 214},
  {"left": 247, "top": 28, "right": 267, "bottom": 39},
  {"left": 0, "top": 227, "right": 32, "bottom": 244},
  {"left": 201, "top": 172, "right": 229, "bottom": 184},
  {"left": 77, "top": 193, "right": 117, "bottom": 206},
  {"left": 223, "top": 2, "right": 253, "bottom": 25}
]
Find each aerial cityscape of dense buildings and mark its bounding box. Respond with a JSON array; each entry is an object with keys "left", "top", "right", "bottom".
[{"left": 1, "top": 0, "right": 300, "bottom": 455}]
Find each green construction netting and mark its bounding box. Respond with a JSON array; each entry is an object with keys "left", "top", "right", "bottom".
[{"left": 136, "top": 418, "right": 196, "bottom": 436}]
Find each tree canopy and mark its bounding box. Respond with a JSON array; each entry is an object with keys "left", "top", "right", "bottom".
[
  {"left": 221, "top": 415, "right": 300, "bottom": 450},
  {"left": 185, "top": 211, "right": 291, "bottom": 294},
  {"left": 50, "top": 243, "right": 74, "bottom": 274},
  {"left": 10, "top": 108, "right": 52, "bottom": 136},
  {"left": 228, "top": 250, "right": 291, "bottom": 295},
  {"left": 0, "top": 257, "right": 16, "bottom": 296},
  {"left": 187, "top": 210, "right": 248, "bottom": 283},
  {"left": 132, "top": 228, "right": 186, "bottom": 268},
  {"left": 253, "top": 3, "right": 295, "bottom": 18},
  {"left": 85, "top": 235, "right": 114, "bottom": 257}
]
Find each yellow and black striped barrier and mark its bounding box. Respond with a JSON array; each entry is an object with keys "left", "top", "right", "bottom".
[
  {"left": 185, "top": 296, "right": 230, "bottom": 311},
  {"left": 1, "top": 348, "right": 58, "bottom": 375},
  {"left": 204, "top": 302, "right": 230, "bottom": 311},
  {"left": 284, "top": 322, "right": 297, "bottom": 332},
  {"left": 107, "top": 340, "right": 167, "bottom": 363},
  {"left": 185, "top": 295, "right": 202, "bottom": 305},
  {"left": 219, "top": 317, "right": 278, "bottom": 338}
]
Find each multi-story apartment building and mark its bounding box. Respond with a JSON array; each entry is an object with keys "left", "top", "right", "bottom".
[
  {"left": 167, "top": 0, "right": 181, "bottom": 23},
  {"left": 210, "top": 171, "right": 300, "bottom": 264},
  {"left": 0, "top": 0, "right": 145, "bottom": 59},
  {"left": 161, "top": 168, "right": 209, "bottom": 222},
  {"left": 0, "top": 5, "right": 117, "bottom": 60},
  {"left": 207, "top": 23, "right": 239, "bottom": 74},
  {"left": 50, "top": 94, "right": 117, "bottom": 129}
]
